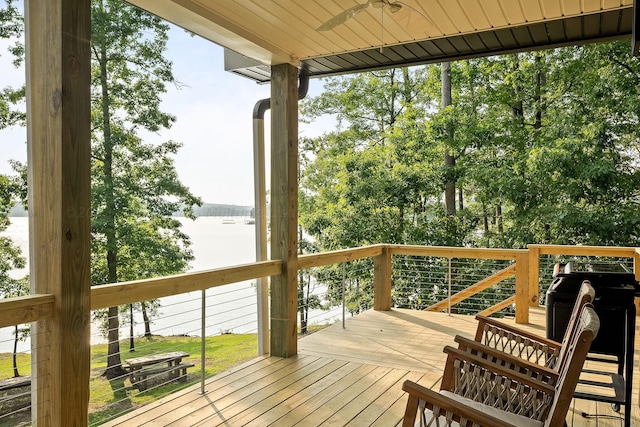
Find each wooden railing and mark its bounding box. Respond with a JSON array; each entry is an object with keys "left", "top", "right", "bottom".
[
  {"left": 1, "top": 243, "right": 639, "bottom": 331},
  {"left": 297, "top": 245, "right": 529, "bottom": 320},
  {"left": 0, "top": 243, "right": 638, "bottom": 426}
]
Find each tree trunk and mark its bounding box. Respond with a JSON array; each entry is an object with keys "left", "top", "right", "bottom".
[
  {"left": 534, "top": 53, "right": 545, "bottom": 130},
  {"left": 483, "top": 204, "right": 489, "bottom": 233},
  {"left": 12, "top": 325, "right": 19, "bottom": 377},
  {"left": 100, "top": 40, "right": 126, "bottom": 379},
  {"left": 142, "top": 302, "right": 152, "bottom": 337},
  {"left": 129, "top": 303, "right": 135, "bottom": 352},
  {"left": 496, "top": 204, "right": 503, "bottom": 233},
  {"left": 511, "top": 54, "right": 524, "bottom": 123},
  {"left": 441, "top": 62, "right": 456, "bottom": 216}
]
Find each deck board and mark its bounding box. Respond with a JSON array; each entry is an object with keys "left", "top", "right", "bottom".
[{"left": 104, "top": 307, "right": 639, "bottom": 426}]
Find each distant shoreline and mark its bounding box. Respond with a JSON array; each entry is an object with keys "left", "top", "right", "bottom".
[{"left": 9, "top": 202, "right": 255, "bottom": 218}]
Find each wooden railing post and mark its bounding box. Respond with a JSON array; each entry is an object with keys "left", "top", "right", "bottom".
[
  {"left": 269, "top": 63, "right": 299, "bottom": 358},
  {"left": 528, "top": 245, "right": 540, "bottom": 306},
  {"left": 26, "top": 1, "right": 92, "bottom": 425},
  {"left": 374, "top": 246, "right": 392, "bottom": 310},
  {"left": 515, "top": 253, "right": 529, "bottom": 324}
]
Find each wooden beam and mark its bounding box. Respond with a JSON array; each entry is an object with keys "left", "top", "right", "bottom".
[
  {"left": 478, "top": 295, "right": 516, "bottom": 318},
  {"left": 0, "top": 295, "right": 55, "bottom": 328},
  {"left": 25, "top": 0, "right": 91, "bottom": 425},
  {"left": 298, "top": 245, "right": 383, "bottom": 270},
  {"left": 528, "top": 245, "right": 540, "bottom": 306},
  {"left": 387, "top": 245, "right": 524, "bottom": 260},
  {"left": 91, "top": 260, "right": 283, "bottom": 310},
  {"left": 373, "top": 246, "right": 392, "bottom": 310},
  {"left": 426, "top": 264, "right": 516, "bottom": 313},
  {"left": 269, "top": 63, "right": 299, "bottom": 358},
  {"left": 515, "top": 253, "right": 529, "bottom": 323},
  {"left": 529, "top": 244, "right": 636, "bottom": 257}
]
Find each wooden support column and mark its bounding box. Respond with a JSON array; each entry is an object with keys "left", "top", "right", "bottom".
[
  {"left": 374, "top": 246, "right": 392, "bottom": 310},
  {"left": 634, "top": 249, "right": 640, "bottom": 315},
  {"left": 270, "top": 63, "right": 299, "bottom": 358},
  {"left": 25, "top": 1, "right": 91, "bottom": 425},
  {"left": 515, "top": 253, "right": 529, "bottom": 324},
  {"left": 528, "top": 246, "right": 540, "bottom": 306}
]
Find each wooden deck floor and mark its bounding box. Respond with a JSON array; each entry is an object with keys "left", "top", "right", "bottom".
[{"left": 104, "top": 308, "right": 640, "bottom": 426}]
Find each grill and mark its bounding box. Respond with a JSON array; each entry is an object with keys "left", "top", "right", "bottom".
[{"left": 545, "top": 262, "right": 639, "bottom": 427}]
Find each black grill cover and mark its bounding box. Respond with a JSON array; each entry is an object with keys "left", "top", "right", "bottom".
[{"left": 545, "top": 262, "right": 639, "bottom": 357}]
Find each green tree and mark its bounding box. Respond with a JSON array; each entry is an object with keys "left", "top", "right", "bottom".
[
  {"left": 91, "top": 0, "right": 201, "bottom": 378},
  {"left": 300, "top": 66, "right": 476, "bottom": 251},
  {"left": 0, "top": 0, "right": 24, "bottom": 129},
  {"left": 461, "top": 46, "right": 640, "bottom": 247},
  {"left": 0, "top": 176, "right": 25, "bottom": 301},
  {"left": 300, "top": 43, "right": 640, "bottom": 314},
  {"left": 1, "top": 0, "right": 29, "bottom": 378}
]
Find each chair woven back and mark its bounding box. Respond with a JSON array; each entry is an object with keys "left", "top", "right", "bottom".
[
  {"left": 552, "top": 280, "right": 595, "bottom": 370},
  {"left": 544, "top": 305, "right": 599, "bottom": 427}
]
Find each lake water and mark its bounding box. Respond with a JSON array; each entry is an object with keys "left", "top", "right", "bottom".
[
  {"left": 0, "top": 216, "right": 342, "bottom": 354},
  {"left": 0, "top": 217, "right": 273, "bottom": 352},
  {"left": 3, "top": 216, "right": 257, "bottom": 280}
]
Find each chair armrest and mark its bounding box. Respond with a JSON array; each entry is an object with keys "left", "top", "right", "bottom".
[
  {"left": 402, "top": 380, "right": 518, "bottom": 427},
  {"left": 454, "top": 335, "right": 559, "bottom": 384}
]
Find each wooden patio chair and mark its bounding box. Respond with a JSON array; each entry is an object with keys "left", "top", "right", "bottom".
[
  {"left": 468, "top": 280, "right": 595, "bottom": 369},
  {"left": 402, "top": 305, "right": 600, "bottom": 427}
]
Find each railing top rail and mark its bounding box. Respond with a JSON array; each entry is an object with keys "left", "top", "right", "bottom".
[
  {"left": 298, "top": 244, "right": 384, "bottom": 270},
  {"left": 2, "top": 244, "right": 638, "bottom": 327},
  {"left": 91, "top": 260, "right": 283, "bottom": 310},
  {"left": 0, "top": 294, "right": 54, "bottom": 329},
  {"left": 387, "top": 245, "right": 526, "bottom": 260},
  {"left": 528, "top": 244, "right": 637, "bottom": 257}
]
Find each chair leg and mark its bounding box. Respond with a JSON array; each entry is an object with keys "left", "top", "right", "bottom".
[{"left": 403, "top": 394, "right": 420, "bottom": 427}]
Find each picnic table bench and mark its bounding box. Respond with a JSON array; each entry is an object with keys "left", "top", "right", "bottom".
[
  {"left": 124, "top": 351, "right": 193, "bottom": 391},
  {"left": 0, "top": 376, "right": 31, "bottom": 403}
]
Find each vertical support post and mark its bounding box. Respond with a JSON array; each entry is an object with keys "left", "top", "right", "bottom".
[
  {"left": 528, "top": 245, "right": 540, "bottom": 306},
  {"left": 634, "top": 249, "right": 640, "bottom": 316},
  {"left": 447, "top": 258, "right": 452, "bottom": 315},
  {"left": 374, "top": 246, "right": 392, "bottom": 311},
  {"left": 342, "top": 263, "right": 346, "bottom": 329},
  {"left": 200, "top": 289, "right": 207, "bottom": 394},
  {"left": 26, "top": 0, "right": 91, "bottom": 425},
  {"left": 253, "top": 111, "right": 269, "bottom": 355},
  {"left": 269, "top": 63, "right": 299, "bottom": 358},
  {"left": 634, "top": 249, "right": 640, "bottom": 406},
  {"left": 515, "top": 253, "right": 530, "bottom": 324}
]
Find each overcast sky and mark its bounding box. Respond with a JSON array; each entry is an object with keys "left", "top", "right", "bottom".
[{"left": 0, "top": 20, "right": 331, "bottom": 206}]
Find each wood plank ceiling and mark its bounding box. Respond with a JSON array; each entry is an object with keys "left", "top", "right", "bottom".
[{"left": 127, "top": 0, "right": 634, "bottom": 83}]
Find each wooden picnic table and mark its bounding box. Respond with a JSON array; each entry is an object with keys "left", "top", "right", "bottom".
[
  {"left": 0, "top": 376, "right": 32, "bottom": 404},
  {"left": 124, "top": 351, "right": 193, "bottom": 391}
]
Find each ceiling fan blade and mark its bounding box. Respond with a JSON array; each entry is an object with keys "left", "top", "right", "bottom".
[
  {"left": 393, "top": 1, "right": 432, "bottom": 25},
  {"left": 387, "top": 2, "right": 402, "bottom": 13},
  {"left": 317, "top": 3, "right": 369, "bottom": 31}
]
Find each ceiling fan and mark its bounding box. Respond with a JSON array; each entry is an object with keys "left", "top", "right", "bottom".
[{"left": 317, "top": 0, "right": 431, "bottom": 32}]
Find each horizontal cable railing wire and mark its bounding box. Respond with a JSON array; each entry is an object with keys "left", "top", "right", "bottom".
[
  {"left": 392, "top": 255, "right": 516, "bottom": 317},
  {"left": 298, "top": 258, "right": 374, "bottom": 335},
  {"left": 88, "top": 280, "right": 259, "bottom": 426},
  {"left": 0, "top": 323, "right": 35, "bottom": 426}
]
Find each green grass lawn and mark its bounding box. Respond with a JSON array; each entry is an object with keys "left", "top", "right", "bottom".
[{"left": 0, "top": 333, "right": 259, "bottom": 427}]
